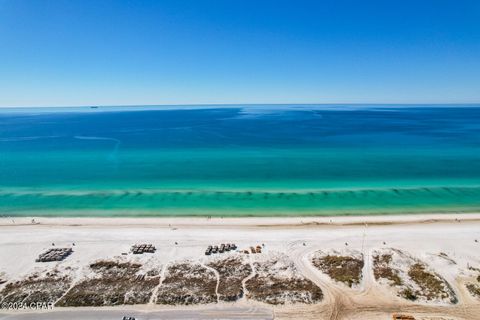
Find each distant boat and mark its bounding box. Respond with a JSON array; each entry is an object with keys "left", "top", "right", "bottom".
[{"left": 90, "top": 106, "right": 99, "bottom": 109}]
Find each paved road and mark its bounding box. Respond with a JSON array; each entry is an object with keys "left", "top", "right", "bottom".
[{"left": 0, "top": 306, "right": 274, "bottom": 320}]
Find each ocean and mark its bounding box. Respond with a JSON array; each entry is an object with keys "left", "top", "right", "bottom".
[{"left": 1, "top": 104, "right": 480, "bottom": 217}]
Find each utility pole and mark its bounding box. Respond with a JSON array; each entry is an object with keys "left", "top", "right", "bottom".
[{"left": 361, "top": 222, "right": 368, "bottom": 256}]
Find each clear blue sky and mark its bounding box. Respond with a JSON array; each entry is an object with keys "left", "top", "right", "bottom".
[{"left": 0, "top": 0, "right": 479, "bottom": 107}]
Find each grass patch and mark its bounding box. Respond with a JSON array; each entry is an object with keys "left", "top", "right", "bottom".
[
  {"left": 373, "top": 254, "right": 403, "bottom": 286},
  {"left": 407, "top": 263, "right": 455, "bottom": 302},
  {"left": 312, "top": 254, "right": 364, "bottom": 287},
  {"left": 466, "top": 270, "right": 480, "bottom": 299},
  {"left": 245, "top": 257, "right": 323, "bottom": 305},
  {"left": 207, "top": 256, "right": 252, "bottom": 301},
  {"left": 156, "top": 262, "right": 217, "bottom": 305},
  {"left": 466, "top": 283, "right": 480, "bottom": 298},
  {"left": 89, "top": 260, "right": 141, "bottom": 271},
  {"left": 399, "top": 288, "right": 417, "bottom": 301},
  {"left": 246, "top": 274, "right": 323, "bottom": 305},
  {"left": 57, "top": 260, "right": 159, "bottom": 307},
  {"left": 0, "top": 271, "right": 70, "bottom": 305},
  {"left": 373, "top": 250, "right": 456, "bottom": 303}
]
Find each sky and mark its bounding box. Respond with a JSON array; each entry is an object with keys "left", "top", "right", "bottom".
[{"left": 0, "top": 0, "right": 479, "bottom": 107}]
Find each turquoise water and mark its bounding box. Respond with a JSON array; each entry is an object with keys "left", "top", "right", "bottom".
[{"left": 1, "top": 105, "right": 480, "bottom": 216}]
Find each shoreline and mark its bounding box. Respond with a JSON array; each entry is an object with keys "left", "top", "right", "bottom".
[{"left": 1, "top": 212, "right": 480, "bottom": 228}]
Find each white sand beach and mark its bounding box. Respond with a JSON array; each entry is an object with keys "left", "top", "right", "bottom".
[{"left": 0, "top": 214, "right": 479, "bottom": 320}]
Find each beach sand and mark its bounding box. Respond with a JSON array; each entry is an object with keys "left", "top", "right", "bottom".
[{"left": 0, "top": 213, "right": 479, "bottom": 320}]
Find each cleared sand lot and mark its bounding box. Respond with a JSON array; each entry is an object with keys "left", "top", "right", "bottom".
[{"left": 0, "top": 214, "right": 479, "bottom": 320}]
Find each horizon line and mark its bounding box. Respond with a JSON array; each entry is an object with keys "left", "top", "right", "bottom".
[{"left": 1, "top": 102, "right": 480, "bottom": 109}]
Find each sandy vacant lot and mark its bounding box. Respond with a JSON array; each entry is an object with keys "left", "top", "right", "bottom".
[{"left": 0, "top": 214, "right": 479, "bottom": 320}]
